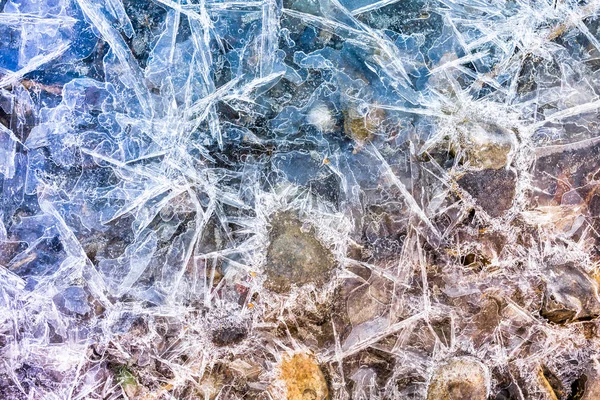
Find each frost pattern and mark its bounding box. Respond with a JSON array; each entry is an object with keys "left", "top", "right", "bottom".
[{"left": 1, "top": 0, "right": 600, "bottom": 399}]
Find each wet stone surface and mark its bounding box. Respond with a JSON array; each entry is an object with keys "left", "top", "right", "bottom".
[
  {"left": 264, "top": 212, "right": 336, "bottom": 293},
  {"left": 3, "top": 0, "right": 600, "bottom": 398},
  {"left": 211, "top": 324, "right": 248, "bottom": 347},
  {"left": 573, "top": 366, "right": 600, "bottom": 400},
  {"left": 426, "top": 358, "right": 489, "bottom": 400},
  {"left": 458, "top": 168, "right": 517, "bottom": 218},
  {"left": 274, "top": 353, "right": 329, "bottom": 400},
  {"left": 460, "top": 122, "right": 515, "bottom": 170},
  {"left": 540, "top": 262, "right": 600, "bottom": 324}
]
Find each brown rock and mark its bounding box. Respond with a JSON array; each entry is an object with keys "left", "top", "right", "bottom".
[
  {"left": 426, "top": 358, "right": 489, "bottom": 400},
  {"left": 274, "top": 353, "right": 329, "bottom": 400},
  {"left": 460, "top": 121, "right": 515, "bottom": 170},
  {"left": 532, "top": 140, "right": 600, "bottom": 207},
  {"left": 458, "top": 168, "right": 516, "bottom": 218},
  {"left": 536, "top": 365, "right": 564, "bottom": 400},
  {"left": 540, "top": 262, "right": 600, "bottom": 324},
  {"left": 575, "top": 366, "right": 600, "bottom": 400}
]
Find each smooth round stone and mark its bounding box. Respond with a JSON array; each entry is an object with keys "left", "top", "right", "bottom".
[
  {"left": 541, "top": 262, "right": 600, "bottom": 324},
  {"left": 275, "top": 353, "right": 329, "bottom": 400},
  {"left": 264, "top": 212, "right": 335, "bottom": 293},
  {"left": 426, "top": 358, "right": 489, "bottom": 400}
]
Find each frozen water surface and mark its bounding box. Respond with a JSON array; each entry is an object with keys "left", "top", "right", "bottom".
[{"left": 1, "top": 0, "right": 600, "bottom": 398}]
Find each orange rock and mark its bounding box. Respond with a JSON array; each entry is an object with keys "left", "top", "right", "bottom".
[{"left": 274, "top": 353, "right": 329, "bottom": 400}]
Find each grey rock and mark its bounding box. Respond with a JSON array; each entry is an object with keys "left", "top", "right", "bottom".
[{"left": 264, "top": 212, "right": 335, "bottom": 293}]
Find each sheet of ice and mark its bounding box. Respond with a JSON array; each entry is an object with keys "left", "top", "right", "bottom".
[{"left": 1, "top": 0, "right": 600, "bottom": 398}]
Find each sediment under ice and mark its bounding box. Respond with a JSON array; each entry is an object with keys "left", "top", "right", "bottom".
[{"left": 1, "top": 0, "right": 600, "bottom": 398}]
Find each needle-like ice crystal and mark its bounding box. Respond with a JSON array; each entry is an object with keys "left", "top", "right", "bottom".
[{"left": 1, "top": 0, "right": 600, "bottom": 398}]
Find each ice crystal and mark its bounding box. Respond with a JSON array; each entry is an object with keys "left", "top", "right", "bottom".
[{"left": 1, "top": 0, "right": 600, "bottom": 398}]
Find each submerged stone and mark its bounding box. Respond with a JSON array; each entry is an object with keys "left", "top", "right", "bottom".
[
  {"left": 540, "top": 262, "right": 600, "bottom": 324},
  {"left": 458, "top": 169, "right": 516, "bottom": 218},
  {"left": 572, "top": 366, "right": 600, "bottom": 400},
  {"left": 4, "top": 0, "right": 600, "bottom": 397},
  {"left": 264, "top": 212, "right": 335, "bottom": 293},
  {"left": 343, "top": 104, "right": 385, "bottom": 144},
  {"left": 460, "top": 122, "right": 515, "bottom": 170},
  {"left": 426, "top": 358, "right": 489, "bottom": 400},
  {"left": 274, "top": 353, "right": 329, "bottom": 400},
  {"left": 536, "top": 366, "right": 565, "bottom": 400},
  {"left": 211, "top": 324, "right": 248, "bottom": 347}
]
